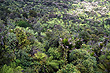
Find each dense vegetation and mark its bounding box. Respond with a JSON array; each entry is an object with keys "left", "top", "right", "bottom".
[{"left": 0, "top": 0, "right": 110, "bottom": 73}]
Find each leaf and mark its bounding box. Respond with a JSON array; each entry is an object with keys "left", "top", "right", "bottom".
[
  {"left": 97, "top": 63, "right": 105, "bottom": 70},
  {"left": 107, "top": 56, "right": 110, "bottom": 59},
  {"left": 47, "top": 60, "right": 59, "bottom": 69}
]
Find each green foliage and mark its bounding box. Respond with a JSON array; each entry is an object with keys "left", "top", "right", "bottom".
[
  {"left": 58, "top": 38, "right": 74, "bottom": 65},
  {"left": 16, "top": 20, "right": 31, "bottom": 28},
  {"left": 92, "top": 43, "right": 103, "bottom": 57},
  {"left": 33, "top": 40, "right": 45, "bottom": 52},
  {"left": 4, "top": 32, "right": 18, "bottom": 49},
  {"left": 48, "top": 47, "right": 61, "bottom": 59},
  {"left": 0, "top": 31, "right": 17, "bottom": 65},
  {"left": 32, "top": 51, "right": 62, "bottom": 73},
  {"left": 106, "top": 43, "right": 110, "bottom": 49},
  {"left": 0, "top": 20, "right": 6, "bottom": 48},
  {"left": 0, "top": 32, "right": 17, "bottom": 65},
  {"left": 0, "top": 48, "right": 15, "bottom": 65},
  {"left": 44, "top": 28, "right": 71, "bottom": 51},
  {"left": 44, "top": 29, "right": 59, "bottom": 50},
  {"left": 91, "top": 34, "right": 99, "bottom": 42},
  {"left": 14, "top": 26, "right": 30, "bottom": 49},
  {"left": 15, "top": 49, "right": 33, "bottom": 69},
  {"left": 33, "top": 51, "right": 47, "bottom": 61},
  {"left": 0, "top": 6, "right": 11, "bottom": 23},
  {"left": 29, "top": 10, "right": 37, "bottom": 17},
  {"left": 59, "top": 38, "right": 73, "bottom": 49},
  {"left": 22, "top": 12, "right": 28, "bottom": 18},
  {"left": 0, "top": 64, "right": 23, "bottom": 73},
  {"left": 0, "top": 0, "right": 110, "bottom": 73},
  {"left": 0, "top": 24, "right": 17, "bottom": 65},
  {"left": 45, "top": 18, "right": 64, "bottom": 29},
  {"left": 97, "top": 50, "right": 110, "bottom": 72},
  {"left": 57, "top": 63, "right": 81, "bottom": 73},
  {"left": 75, "top": 39, "right": 83, "bottom": 49},
  {"left": 79, "top": 30, "right": 90, "bottom": 43},
  {"left": 69, "top": 49, "right": 98, "bottom": 73},
  {"left": 34, "top": 60, "right": 60, "bottom": 73}
]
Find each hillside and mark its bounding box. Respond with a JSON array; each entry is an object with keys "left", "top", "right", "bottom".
[{"left": 0, "top": 0, "right": 110, "bottom": 73}]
